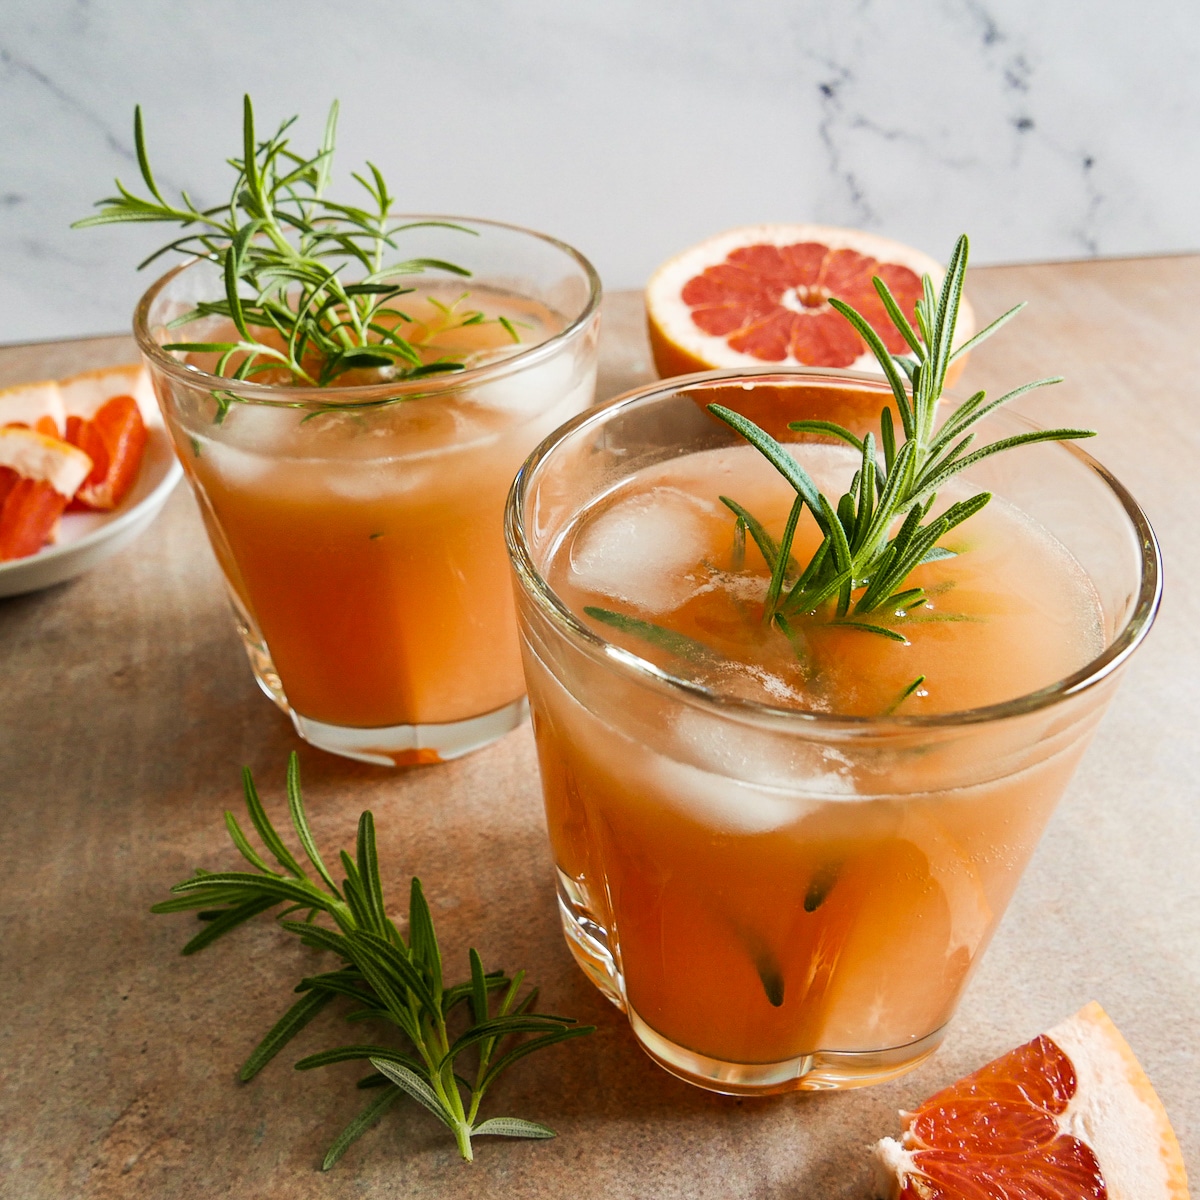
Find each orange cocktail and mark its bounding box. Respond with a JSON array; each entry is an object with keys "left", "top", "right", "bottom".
[
  {"left": 139, "top": 220, "right": 600, "bottom": 764},
  {"left": 507, "top": 371, "right": 1160, "bottom": 1092}
]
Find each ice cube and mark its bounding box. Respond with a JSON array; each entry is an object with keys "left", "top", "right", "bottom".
[
  {"left": 196, "top": 439, "right": 275, "bottom": 489},
  {"left": 322, "top": 457, "right": 436, "bottom": 500},
  {"left": 670, "top": 707, "right": 856, "bottom": 798},
  {"left": 469, "top": 353, "right": 583, "bottom": 419},
  {"left": 220, "top": 400, "right": 304, "bottom": 454},
  {"left": 645, "top": 751, "right": 808, "bottom": 835},
  {"left": 569, "top": 487, "right": 718, "bottom": 613}
]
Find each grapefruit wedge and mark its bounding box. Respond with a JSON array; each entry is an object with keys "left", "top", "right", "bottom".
[
  {"left": 874, "top": 1002, "right": 1188, "bottom": 1199},
  {"left": 0, "top": 427, "right": 94, "bottom": 561},
  {"left": 646, "top": 225, "right": 975, "bottom": 382}
]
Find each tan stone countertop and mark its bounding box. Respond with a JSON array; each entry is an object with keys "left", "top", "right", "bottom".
[{"left": 2, "top": 265, "right": 1197, "bottom": 1198}]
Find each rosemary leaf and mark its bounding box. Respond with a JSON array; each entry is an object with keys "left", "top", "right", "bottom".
[{"left": 583, "top": 606, "right": 716, "bottom": 664}]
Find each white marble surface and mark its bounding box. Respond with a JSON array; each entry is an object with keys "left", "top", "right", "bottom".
[{"left": 1, "top": 0, "right": 1198, "bottom": 344}]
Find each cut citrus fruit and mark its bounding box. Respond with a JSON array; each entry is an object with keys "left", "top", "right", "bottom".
[
  {"left": 646, "top": 225, "right": 975, "bottom": 383},
  {"left": 0, "top": 427, "right": 94, "bottom": 561},
  {"left": 874, "top": 1002, "right": 1189, "bottom": 1199},
  {"left": 0, "top": 363, "right": 156, "bottom": 562},
  {"left": 66, "top": 394, "right": 148, "bottom": 511}
]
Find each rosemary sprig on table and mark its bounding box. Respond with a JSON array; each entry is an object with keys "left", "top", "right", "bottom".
[
  {"left": 75, "top": 96, "right": 515, "bottom": 387},
  {"left": 708, "top": 233, "right": 1095, "bottom": 647},
  {"left": 153, "top": 753, "right": 592, "bottom": 1167}
]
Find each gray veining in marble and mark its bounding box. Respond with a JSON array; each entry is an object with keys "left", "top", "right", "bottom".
[{"left": 1, "top": 0, "right": 1198, "bottom": 343}]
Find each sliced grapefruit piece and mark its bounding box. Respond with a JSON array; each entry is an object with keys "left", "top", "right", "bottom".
[
  {"left": 66, "top": 395, "right": 148, "bottom": 511},
  {"left": 0, "top": 427, "right": 94, "bottom": 561},
  {"left": 874, "top": 1002, "right": 1189, "bottom": 1199},
  {"left": 646, "top": 225, "right": 975, "bottom": 383},
  {"left": 0, "top": 427, "right": 93, "bottom": 499}
]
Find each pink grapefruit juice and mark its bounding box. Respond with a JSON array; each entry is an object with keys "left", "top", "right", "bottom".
[
  {"left": 175, "top": 289, "right": 593, "bottom": 734},
  {"left": 524, "top": 440, "right": 1105, "bottom": 1069}
]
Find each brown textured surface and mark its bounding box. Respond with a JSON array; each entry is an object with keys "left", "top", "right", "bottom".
[{"left": 1, "top": 271, "right": 1196, "bottom": 1198}]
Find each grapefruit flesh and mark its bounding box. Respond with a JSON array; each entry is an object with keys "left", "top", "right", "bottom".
[
  {"left": 0, "top": 475, "right": 71, "bottom": 561},
  {"left": 645, "top": 224, "right": 975, "bottom": 382},
  {"left": 66, "top": 395, "right": 148, "bottom": 511},
  {"left": 874, "top": 1002, "right": 1189, "bottom": 1199}
]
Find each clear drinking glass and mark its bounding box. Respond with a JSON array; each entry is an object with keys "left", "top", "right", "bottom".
[
  {"left": 505, "top": 369, "right": 1161, "bottom": 1094},
  {"left": 137, "top": 217, "right": 601, "bottom": 766}
]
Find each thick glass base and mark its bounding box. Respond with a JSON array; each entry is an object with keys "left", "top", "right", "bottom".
[
  {"left": 290, "top": 698, "right": 529, "bottom": 767},
  {"left": 556, "top": 869, "right": 946, "bottom": 1094},
  {"left": 628, "top": 1010, "right": 945, "bottom": 1095},
  {"left": 229, "top": 598, "right": 528, "bottom": 765}
]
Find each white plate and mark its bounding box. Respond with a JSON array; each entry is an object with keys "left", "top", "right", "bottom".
[{"left": 0, "top": 376, "right": 182, "bottom": 598}]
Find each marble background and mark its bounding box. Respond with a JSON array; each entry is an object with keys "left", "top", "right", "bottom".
[{"left": 1, "top": 0, "right": 1198, "bottom": 343}]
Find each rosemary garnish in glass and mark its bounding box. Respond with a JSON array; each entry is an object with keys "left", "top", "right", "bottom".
[
  {"left": 75, "top": 96, "right": 516, "bottom": 387},
  {"left": 154, "top": 754, "right": 592, "bottom": 1167},
  {"left": 584, "top": 236, "right": 1094, "bottom": 715},
  {"left": 708, "top": 235, "right": 1094, "bottom": 652}
]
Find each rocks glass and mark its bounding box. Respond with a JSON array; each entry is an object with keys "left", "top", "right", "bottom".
[
  {"left": 138, "top": 218, "right": 600, "bottom": 765},
  {"left": 505, "top": 369, "right": 1160, "bottom": 1093}
]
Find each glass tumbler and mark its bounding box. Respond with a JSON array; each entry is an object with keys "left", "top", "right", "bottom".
[
  {"left": 505, "top": 369, "right": 1161, "bottom": 1094},
  {"left": 137, "top": 217, "right": 601, "bottom": 765}
]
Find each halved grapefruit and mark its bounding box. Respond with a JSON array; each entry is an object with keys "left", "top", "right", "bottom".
[
  {"left": 873, "top": 1002, "right": 1189, "bottom": 1199},
  {"left": 645, "top": 225, "right": 975, "bottom": 383}
]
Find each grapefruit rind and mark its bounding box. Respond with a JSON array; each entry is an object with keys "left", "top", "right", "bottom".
[
  {"left": 1, "top": 364, "right": 156, "bottom": 424},
  {"left": 0, "top": 380, "right": 66, "bottom": 435},
  {"left": 872, "top": 1001, "right": 1189, "bottom": 1199},
  {"left": 1047, "top": 1002, "right": 1189, "bottom": 1200},
  {"left": 0, "top": 428, "right": 93, "bottom": 498},
  {"left": 56, "top": 363, "right": 156, "bottom": 420},
  {"left": 646, "top": 224, "right": 976, "bottom": 381}
]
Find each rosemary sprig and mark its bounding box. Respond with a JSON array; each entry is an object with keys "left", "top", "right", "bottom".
[
  {"left": 709, "top": 233, "right": 1095, "bottom": 631},
  {"left": 75, "top": 96, "right": 509, "bottom": 388},
  {"left": 153, "top": 753, "right": 592, "bottom": 1167}
]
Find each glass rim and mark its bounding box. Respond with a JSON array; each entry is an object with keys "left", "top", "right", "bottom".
[
  {"left": 132, "top": 214, "right": 603, "bottom": 409},
  {"left": 505, "top": 366, "right": 1163, "bottom": 732}
]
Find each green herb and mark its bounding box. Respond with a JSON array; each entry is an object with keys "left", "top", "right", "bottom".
[
  {"left": 708, "top": 234, "right": 1095, "bottom": 634},
  {"left": 885, "top": 674, "right": 927, "bottom": 716},
  {"left": 153, "top": 753, "right": 592, "bottom": 1167},
  {"left": 583, "top": 605, "right": 716, "bottom": 664},
  {"left": 75, "top": 96, "right": 512, "bottom": 389}
]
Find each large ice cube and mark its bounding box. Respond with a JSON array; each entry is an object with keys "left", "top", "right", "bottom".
[
  {"left": 645, "top": 751, "right": 809, "bottom": 835},
  {"left": 670, "top": 706, "right": 856, "bottom": 798},
  {"left": 568, "top": 487, "right": 718, "bottom": 614},
  {"left": 218, "top": 399, "right": 302, "bottom": 455},
  {"left": 195, "top": 438, "right": 275, "bottom": 489},
  {"left": 469, "top": 353, "right": 582, "bottom": 419}
]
